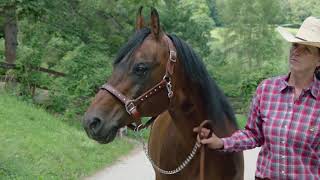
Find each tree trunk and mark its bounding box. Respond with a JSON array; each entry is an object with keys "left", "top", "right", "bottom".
[
  {"left": 0, "top": 8, "right": 4, "bottom": 39},
  {"left": 4, "top": 5, "right": 18, "bottom": 64}
]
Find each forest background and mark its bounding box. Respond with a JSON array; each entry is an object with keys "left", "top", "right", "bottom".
[
  {"left": 0, "top": 0, "right": 319, "bottom": 178},
  {"left": 1, "top": 0, "right": 320, "bottom": 118}
]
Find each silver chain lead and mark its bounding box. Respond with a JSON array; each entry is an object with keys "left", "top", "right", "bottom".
[{"left": 137, "top": 131, "right": 201, "bottom": 175}]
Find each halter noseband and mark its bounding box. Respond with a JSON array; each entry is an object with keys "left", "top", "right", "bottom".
[{"left": 100, "top": 35, "right": 177, "bottom": 130}]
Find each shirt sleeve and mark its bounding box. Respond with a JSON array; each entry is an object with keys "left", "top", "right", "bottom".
[{"left": 220, "top": 82, "right": 265, "bottom": 152}]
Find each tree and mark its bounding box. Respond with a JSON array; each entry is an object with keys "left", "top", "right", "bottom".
[
  {"left": 207, "top": 0, "right": 287, "bottom": 99},
  {"left": 218, "top": 0, "right": 284, "bottom": 69},
  {"left": 206, "top": 0, "right": 222, "bottom": 26},
  {"left": 0, "top": 7, "right": 4, "bottom": 39},
  {"left": 160, "top": 0, "right": 215, "bottom": 57},
  {"left": 3, "top": 4, "right": 17, "bottom": 64},
  {"left": 1, "top": 0, "right": 46, "bottom": 64},
  {"left": 282, "top": 0, "right": 320, "bottom": 24}
]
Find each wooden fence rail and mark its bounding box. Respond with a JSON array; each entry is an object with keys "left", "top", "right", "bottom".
[
  {"left": 0, "top": 75, "right": 49, "bottom": 90},
  {"left": 0, "top": 62, "right": 66, "bottom": 77}
]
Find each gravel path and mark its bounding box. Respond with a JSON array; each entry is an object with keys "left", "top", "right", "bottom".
[
  {"left": 83, "top": 146, "right": 155, "bottom": 180},
  {"left": 84, "top": 146, "right": 261, "bottom": 180},
  {"left": 243, "top": 147, "right": 260, "bottom": 179}
]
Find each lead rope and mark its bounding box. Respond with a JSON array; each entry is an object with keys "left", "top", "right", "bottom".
[
  {"left": 200, "top": 145, "right": 205, "bottom": 180},
  {"left": 198, "top": 120, "right": 212, "bottom": 180}
]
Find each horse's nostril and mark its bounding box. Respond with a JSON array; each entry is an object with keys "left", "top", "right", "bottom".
[{"left": 89, "top": 117, "right": 101, "bottom": 131}]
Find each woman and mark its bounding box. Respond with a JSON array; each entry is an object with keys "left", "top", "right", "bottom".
[{"left": 194, "top": 16, "right": 320, "bottom": 180}]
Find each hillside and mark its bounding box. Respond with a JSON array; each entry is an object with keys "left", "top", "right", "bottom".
[{"left": 0, "top": 92, "right": 134, "bottom": 179}]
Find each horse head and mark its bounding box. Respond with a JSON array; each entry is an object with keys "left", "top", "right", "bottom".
[{"left": 83, "top": 7, "right": 176, "bottom": 143}]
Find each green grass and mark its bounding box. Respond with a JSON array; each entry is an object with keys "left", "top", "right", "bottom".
[
  {"left": 0, "top": 91, "right": 134, "bottom": 180},
  {"left": 282, "top": 27, "right": 298, "bottom": 34}
]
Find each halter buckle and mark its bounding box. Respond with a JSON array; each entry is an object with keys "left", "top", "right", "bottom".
[
  {"left": 169, "top": 51, "right": 177, "bottom": 62},
  {"left": 125, "top": 101, "right": 136, "bottom": 114}
]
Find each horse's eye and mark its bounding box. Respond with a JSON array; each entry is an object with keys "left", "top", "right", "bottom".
[{"left": 133, "top": 63, "right": 149, "bottom": 76}]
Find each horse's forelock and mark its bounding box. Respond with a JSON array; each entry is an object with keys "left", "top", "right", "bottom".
[{"left": 114, "top": 28, "right": 151, "bottom": 65}]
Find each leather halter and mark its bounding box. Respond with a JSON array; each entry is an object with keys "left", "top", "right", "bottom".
[{"left": 100, "top": 35, "right": 177, "bottom": 131}]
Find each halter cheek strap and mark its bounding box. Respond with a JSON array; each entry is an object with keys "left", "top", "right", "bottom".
[{"left": 100, "top": 80, "right": 167, "bottom": 120}]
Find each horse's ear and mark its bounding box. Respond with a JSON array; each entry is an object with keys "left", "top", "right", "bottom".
[
  {"left": 150, "top": 7, "right": 162, "bottom": 39},
  {"left": 136, "top": 6, "right": 145, "bottom": 31}
]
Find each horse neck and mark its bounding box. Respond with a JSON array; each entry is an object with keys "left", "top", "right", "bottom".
[
  {"left": 167, "top": 75, "right": 208, "bottom": 148},
  {"left": 167, "top": 64, "right": 236, "bottom": 149}
]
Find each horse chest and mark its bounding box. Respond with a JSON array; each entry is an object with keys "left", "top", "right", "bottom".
[{"left": 149, "top": 115, "right": 199, "bottom": 179}]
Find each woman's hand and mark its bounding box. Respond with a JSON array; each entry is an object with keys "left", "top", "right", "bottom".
[{"left": 193, "top": 127, "right": 224, "bottom": 150}]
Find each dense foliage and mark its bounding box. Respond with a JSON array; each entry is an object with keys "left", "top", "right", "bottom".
[
  {"left": 208, "top": 0, "right": 287, "bottom": 105},
  {"left": 1, "top": 0, "right": 319, "bottom": 119}
]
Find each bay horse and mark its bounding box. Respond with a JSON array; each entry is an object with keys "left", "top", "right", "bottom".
[{"left": 83, "top": 7, "right": 244, "bottom": 180}]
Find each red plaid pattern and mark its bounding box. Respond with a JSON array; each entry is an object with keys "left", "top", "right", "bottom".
[{"left": 222, "top": 74, "right": 320, "bottom": 180}]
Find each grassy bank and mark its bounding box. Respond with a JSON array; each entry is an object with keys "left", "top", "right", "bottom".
[{"left": 0, "top": 92, "right": 134, "bottom": 179}]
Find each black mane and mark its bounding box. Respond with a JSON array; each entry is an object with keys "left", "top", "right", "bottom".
[
  {"left": 168, "top": 34, "right": 238, "bottom": 128},
  {"left": 113, "top": 28, "right": 238, "bottom": 128}
]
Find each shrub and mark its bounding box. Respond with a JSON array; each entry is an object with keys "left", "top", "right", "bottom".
[{"left": 47, "top": 44, "right": 112, "bottom": 120}]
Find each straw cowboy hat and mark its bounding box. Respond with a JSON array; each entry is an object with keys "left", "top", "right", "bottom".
[{"left": 277, "top": 16, "right": 320, "bottom": 48}]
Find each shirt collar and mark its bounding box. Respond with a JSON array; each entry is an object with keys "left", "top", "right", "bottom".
[
  {"left": 310, "top": 76, "right": 320, "bottom": 99},
  {"left": 279, "top": 73, "right": 320, "bottom": 99},
  {"left": 279, "top": 73, "right": 290, "bottom": 92}
]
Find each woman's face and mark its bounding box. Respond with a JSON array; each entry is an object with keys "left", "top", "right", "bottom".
[{"left": 289, "top": 43, "right": 320, "bottom": 73}]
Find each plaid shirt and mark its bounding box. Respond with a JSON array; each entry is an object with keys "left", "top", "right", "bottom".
[{"left": 221, "top": 74, "right": 320, "bottom": 180}]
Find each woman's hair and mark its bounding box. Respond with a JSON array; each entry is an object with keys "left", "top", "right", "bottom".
[
  {"left": 316, "top": 48, "right": 320, "bottom": 80},
  {"left": 314, "top": 48, "right": 320, "bottom": 80}
]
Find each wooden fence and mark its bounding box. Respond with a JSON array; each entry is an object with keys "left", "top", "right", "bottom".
[
  {"left": 0, "top": 62, "right": 66, "bottom": 77},
  {"left": 0, "top": 62, "right": 66, "bottom": 95}
]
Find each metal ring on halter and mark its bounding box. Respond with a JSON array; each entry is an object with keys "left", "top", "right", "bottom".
[
  {"left": 134, "top": 124, "right": 143, "bottom": 132},
  {"left": 163, "top": 75, "right": 171, "bottom": 82}
]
